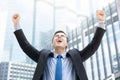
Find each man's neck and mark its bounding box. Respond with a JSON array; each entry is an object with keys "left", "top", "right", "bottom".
[{"left": 55, "top": 47, "right": 66, "bottom": 54}]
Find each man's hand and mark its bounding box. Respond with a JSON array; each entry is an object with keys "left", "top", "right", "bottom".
[
  {"left": 96, "top": 10, "right": 106, "bottom": 23},
  {"left": 12, "top": 14, "right": 20, "bottom": 27}
]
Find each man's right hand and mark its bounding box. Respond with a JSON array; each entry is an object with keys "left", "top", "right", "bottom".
[{"left": 12, "top": 14, "right": 20, "bottom": 27}]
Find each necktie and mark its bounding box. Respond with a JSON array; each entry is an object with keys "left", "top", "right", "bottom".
[{"left": 55, "top": 55, "right": 62, "bottom": 80}]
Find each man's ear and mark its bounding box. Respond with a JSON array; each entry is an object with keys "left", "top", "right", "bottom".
[{"left": 64, "top": 42, "right": 68, "bottom": 49}]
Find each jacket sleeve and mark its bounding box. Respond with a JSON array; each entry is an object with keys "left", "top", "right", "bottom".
[
  {"left": 80, "top": 27, "right": 106, "bottom": 61},
  {"left": 14, "top": 29, "right": 40, "bottom": 63}
]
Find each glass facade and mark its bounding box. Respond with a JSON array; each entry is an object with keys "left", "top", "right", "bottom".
[{"left": 66, "top": 1, "right": 120, "bottom": 80}]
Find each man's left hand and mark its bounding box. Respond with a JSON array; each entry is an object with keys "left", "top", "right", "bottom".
[{"left": 96, "top": 10, "right": 106, "bottom": 23}]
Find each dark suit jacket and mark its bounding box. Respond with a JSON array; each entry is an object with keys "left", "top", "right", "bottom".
[{"left": 14, "top": 27, "right": 105, "bottom": 80}]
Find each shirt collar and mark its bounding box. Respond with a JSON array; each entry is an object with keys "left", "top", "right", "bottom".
[{"left": 53, "top": 52, "right": 67, "bottom": 59}]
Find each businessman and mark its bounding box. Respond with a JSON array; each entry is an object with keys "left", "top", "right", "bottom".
[{"left": 12, "top": 10, "right": 106, "bottom": 80}]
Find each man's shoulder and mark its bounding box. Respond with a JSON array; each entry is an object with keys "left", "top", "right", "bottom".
[
  {"left": 40, "top": 49, "right": 51, "bottom": 53},
  {"left": 67, "top": 48, "right": 80, "bottom": 54},
  {"left": 40, "top": 49, "right": 52, "bottom": 55}
]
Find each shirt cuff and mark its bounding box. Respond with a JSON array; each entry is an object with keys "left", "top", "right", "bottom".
[
  {"left": 97, "top": 22, "right": 105, "bottom": 30},
  {"left": 14, "top": 25, "right": 21, "bottom": 31}
]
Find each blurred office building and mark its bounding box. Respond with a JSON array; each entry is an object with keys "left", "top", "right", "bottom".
[
  {"left": 0, "top": 0, "right": 120, "bottom": 80},
  {"left": 66, "top": 1, "right": 120, "bottom": 80},
  {"left": 0, "top": 11, "right": 9, "bottom": 62},
  {"left": 0, "top": 62, "right": 35, "bottom": 80}
]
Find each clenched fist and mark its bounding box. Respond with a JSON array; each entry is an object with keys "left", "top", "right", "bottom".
[
  {"left": 96, "top": 10, "right": 106, "bottom": 23},
  {"left": 12, "top": 14, "right": 20, "bottom": 27}
]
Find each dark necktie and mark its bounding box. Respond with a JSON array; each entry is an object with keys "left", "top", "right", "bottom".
[{"left": 55, "top": 55, "right": 62, "bottom": 80}]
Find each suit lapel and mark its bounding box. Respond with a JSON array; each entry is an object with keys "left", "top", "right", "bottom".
[
  {"left": 33, "top": 49, "right": 51, "bottom": 80},
  {"left": 68, "top": 49, "right": 88, "bottom": 80}
]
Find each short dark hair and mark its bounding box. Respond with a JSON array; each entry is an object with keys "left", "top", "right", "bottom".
[
  {"left": 52, "top": 30, "right": 69, "bottom": 42},
  {"left": 54, "top": 30, "right": 66, "bottom": 36}
]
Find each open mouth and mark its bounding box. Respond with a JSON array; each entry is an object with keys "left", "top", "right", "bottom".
[{"left": 57, "top": 40, "right": 62, "bottom": 43}]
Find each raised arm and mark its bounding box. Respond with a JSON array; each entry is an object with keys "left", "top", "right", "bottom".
[
  {"left": 80, "top": 10, "right": 106, "bottom": 61},
  {"left": 12, "top": 14, "right": 40, "bottom": 63}
]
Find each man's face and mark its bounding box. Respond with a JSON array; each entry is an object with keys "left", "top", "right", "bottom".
[{"left": 52, "top": 32, "right": 68, "bottom": 49}]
